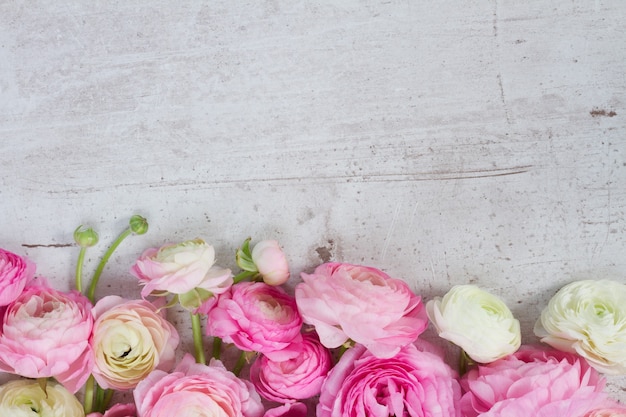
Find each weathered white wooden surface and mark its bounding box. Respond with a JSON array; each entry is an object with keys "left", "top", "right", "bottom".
[{"left": 1, "top": 0, "right": 625, "bottom": 404}]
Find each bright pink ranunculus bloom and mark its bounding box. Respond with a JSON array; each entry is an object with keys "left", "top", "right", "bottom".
[
  {"left": 134, "top": 354, "right": 264, "bottom": 417},
  {"left": 87, "top": 403, "right": 137, "bottom": 417},
  {"left": 0, "top": 283, "right": 93, "bottom": 393},
  {"left": 206, "top": 282, "right": 303, "bottom": 361},
  {"left": 90, "top": 296, "right": 179, "bottom": 390},
  {"left": 318, "top": 341, "right": 461, "bottom": 417},
  {"left": 263, "top": 402, "right": 308, "bottom": 417},
  {"left": 250, "top": 332, "right": 332, "bottom": 403},
  {"left": 460, "top": 346, "right": 615, "bottom": 417},
  {"left": 251, "top": 240, "right": 290, "bottom": 286},
  {"left": 295, "top": 262, "right": 428, "bottom": 358},
  {"left": 0, "top": 248, "right": 35, "bottom": 306}
]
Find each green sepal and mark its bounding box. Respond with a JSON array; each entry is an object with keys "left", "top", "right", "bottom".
[
  {"left": 179, "top": 288, "right": 213, "bottom": 311},
  {"left": 236, "top": 237, "right": 258, "bottom": 272}
]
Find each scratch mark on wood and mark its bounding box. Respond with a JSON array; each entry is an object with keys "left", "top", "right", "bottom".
[
  {"left": 22, "top": 243, "right": 74, "bottom": 248},
  {"left": 34, "top": 166, "right": 533, "bottom": 194},
  {"left": 380, "top": 202, "right": 401, "bottom": 262}
]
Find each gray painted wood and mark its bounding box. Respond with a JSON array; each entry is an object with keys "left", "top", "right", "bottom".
[{"left": 1, "top": 0, "right": 625, "bottom": 405}]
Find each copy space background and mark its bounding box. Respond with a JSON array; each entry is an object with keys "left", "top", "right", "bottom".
[{"left": 1, "top": 0, "right": 625, "bottom": 405}]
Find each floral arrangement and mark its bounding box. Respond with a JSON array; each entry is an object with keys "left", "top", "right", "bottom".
[{"left": 1, "top": 214, "right": 625, "bottom": 417}]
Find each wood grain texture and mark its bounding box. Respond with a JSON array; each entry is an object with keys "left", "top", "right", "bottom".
[{"left": 1, "top": 0, "right": 625, "bottom": 405}]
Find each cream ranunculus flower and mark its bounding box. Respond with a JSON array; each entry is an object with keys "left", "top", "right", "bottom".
[
  {"left": 426, "top": 284, "right": 521, "bottom": 363},
  {"left": 0, "top": 379, "right": 84, "bottom": 417},
  {"left": 91, "top": 296, "right": 180, "bottom": 390},
  {"left": 534, "top": 279, "right": 626, "bottom": 375}
]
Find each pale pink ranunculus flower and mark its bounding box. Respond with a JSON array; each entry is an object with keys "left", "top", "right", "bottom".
[
  {"left": 0, "top": 283, "right": 93, "bottom": 393},
  {"left": 206, "top": 282, "right": 303, "bottom": 361},
  {"left": 250, "top": 332, "right": 332, "bottom": 403},
  {"left": 318, "top": 340, "right": 461, "bottom": 417},
  {"left": 0, "top": 248, "right": 35, "bottom": 306},
  {"left": 134, "top": 353, "right": 264, "bottom": 417},
  {"left": 251, "top": 240, "right": 290, "bottom": 286},
  {"left": 295, "top": 262, "right": 428, "bottom": 358},
  {"left": 460, "top": 345, "right": 615, "bottom": 417},
  {"left": 130, "top": 239, "right": 233, "bottom": 306},
  {"left": 263, "top": 402, "right": 308, "bottom": 417},
  {"left": 87, "top": 403, "right": 137, "bottom": 417},
  {"left": 90, "top": 296, "right": 179, "bottom": 390}
]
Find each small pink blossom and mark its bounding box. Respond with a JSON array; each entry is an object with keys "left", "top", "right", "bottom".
[
  {"left": 0, "top": 248, "right": 35, "bottom": 306},
  {"left": 91, "top": 296, "right": 180, "bottom": 390},
  {"left": 251, "top": 240, "right": 290, "bottom": 286},
  {"left": 250, "top": 332, "right": 332, "bottom": 403},
  {"left": 134, "top": 354, "right": 264, "bottom": 417},
  {"left": 460, "top": 346, "right": 614, "bottom": 417},
  {"left": 87, "top": 403, "right": 137, "bottom": 417},
  {"left": 295, "top": 262, "right": 428, "bottom": 358},
  {"left": 263, "top": 402, "right": 308, "bottom": 417},
  {"left": 318, "top": 341, "right": 461, "bottom": 417},
  {"left": 0, "top": 284, "right": 93, "bottom": 393},
  {"left": 206, "top": 282, "right": 303, "bottom": 361}
]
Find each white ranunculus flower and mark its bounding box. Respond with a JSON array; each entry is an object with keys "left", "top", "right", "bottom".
[
  {"left": 534, "top": 279, "right": 626, "bottom": 375},
  {"left": 426, "top": 284, "right": 521, "bottom": 363},
  {"left": 0, "top": 379, "right": 84, "bottom": 417}
]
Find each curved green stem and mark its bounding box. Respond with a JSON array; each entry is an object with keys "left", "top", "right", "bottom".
[
  {"left": 212, "top": 336, "right": 222, "bottom": 360},
  {"left": 233, "top": 270, "right": 257, "bottom": 284},
  {"left": 233, "top": 351, "right": 247, "bottom": 377},
  {"left": 87, "top": 228, "right": 132, "bottom": 303},
  {"left": 75, "top": 247, "right": 87, "bottom": 293},
  {"left": 83, "top": 376, "right": 95, "bottom": 414},
  {"left": 191, "top": 312, "right": 206, "bottom": 365}
]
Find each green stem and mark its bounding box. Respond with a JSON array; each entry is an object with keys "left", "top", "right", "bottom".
[
  {"left": 87, "top": 228, "right": 132, "bottom": 303},
  {"left": 75, "top": 247, "right": 87, "bottom": 293},
  {"left": 459, "top": 349, "right": 475, "bottom": 376},
  {"left": 101, "top": 389, "right": 114, "bottom": 412},
  {"left": 83, "top": 376, "right": 95, "bottom": 414},
  {"left": 233, "top": 351, "right": 247, "bottom": 376},
  {"left": 95, "top": 385, "right": 105, "bottom": 412},
  {"left": 212, "top": 336, "right": 222, "bottom": 360},
  {"left": 232, "top": 270, "right": 257, "bottom": 284},
  {"left": 191, "top": 312, "right": 206, "bottom": 365}
]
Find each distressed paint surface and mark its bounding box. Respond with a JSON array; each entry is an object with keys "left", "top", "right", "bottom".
[{"left": 1, "top": 0, "right": 625, "bottom": 406}]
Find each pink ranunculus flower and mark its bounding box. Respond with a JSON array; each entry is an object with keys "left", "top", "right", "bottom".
[
  {"left": 263, "top": 402, "right": 308, "bottom": 417},
  {"left": 134, "top": 353, "right": 264, "bottom": 417},
  {"left": 130, "top": 239, "right": 233, "bottom": 309},
  {"left": 250, "top": 332, "right": 332, "bottom": 403},
  {"left": 460, "top": 346, "right": 614, "bottom": 417},
  {"left": 295, "top": 262, "right": 428, "bottom": 358},
  {"left": 585, "top": 406, "right": 626, "bottom": 417},
  {"left": 0, "top": 248, "right": 35, "bottom": 306},
  {"left": 206, "top": 282, "right": 303, "bottom": 361},
  {"left": 87, "top": 403, "right": 137, "bottom": 417},
  {"left": 251, "top": 240, "right": 290, "bottom": 286},
  {"left": 0, "top": 283, "right": 93, "bottom": 393},
  {"left": 90, "top": 296, "right": 179, "bottom": 390},
  {"left": 318, "top": 341, "right": 461, "bottom": 417}
]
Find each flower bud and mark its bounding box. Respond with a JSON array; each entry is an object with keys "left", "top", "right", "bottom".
[
  {"left": 129, "top": 215, "right": 149, "bottom": 235},
  {"left": 251, "top": 240, "right": 290, "bottom": 286},
  {"left": 74, "top": 225, "right": 99, "bottom": 247}
]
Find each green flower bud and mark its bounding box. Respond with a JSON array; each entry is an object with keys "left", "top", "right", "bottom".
[
  {"left": 73, "top": 225, "right": 99, "bottom": 247},
  {"left": 129, "top": 214, "right": 149, "bottom": 235}
]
